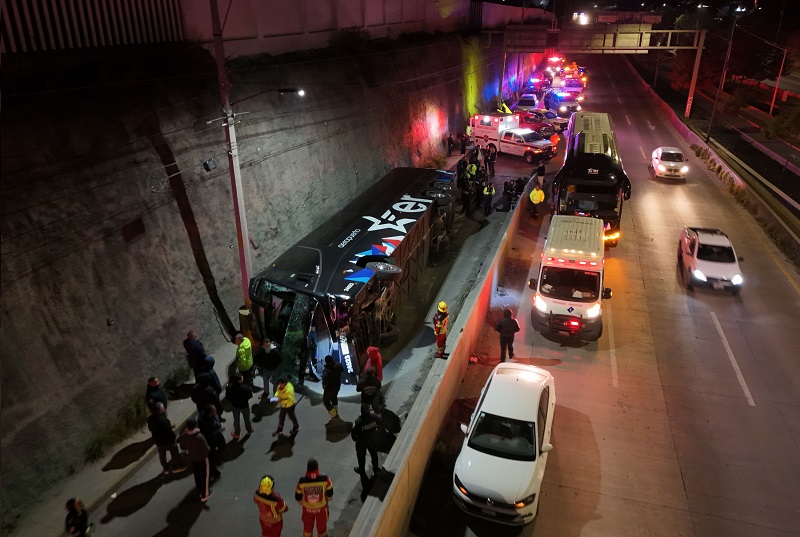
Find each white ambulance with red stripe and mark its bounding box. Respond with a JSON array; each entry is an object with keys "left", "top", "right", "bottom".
[{"left": 470, "top": 112, "right": 557, "bottom": 164}]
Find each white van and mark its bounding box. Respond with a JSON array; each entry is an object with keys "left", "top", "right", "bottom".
[
  {"left": 470, "top": 113, "right": 556, "bottom": 164},
  {"left": 528, "top": 216, "right": 612, "bottom": 341}
]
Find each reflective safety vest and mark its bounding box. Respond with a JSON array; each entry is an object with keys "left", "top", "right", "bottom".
[
  {"left": 433, "top": 311, "right": 449, "bottom": 336},
  {"left": 483, "top": 184, "right": 495, "bottom": 196}
]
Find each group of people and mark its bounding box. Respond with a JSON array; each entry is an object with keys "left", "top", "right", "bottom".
[
  {"left": 135, "top": 331, "right": 394, "bottom": 536},
  {"left": 456, "top": 147, "right": 499, "bottom": 217}
]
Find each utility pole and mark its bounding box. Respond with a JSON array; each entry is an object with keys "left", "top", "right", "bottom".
[
  {"left": 209, "top": 0, "right": 252, "bottom": 309},
  {"left": 684, "top": 30, "right": 706, "bottom": 119},
  {"left": 769, "top": 47, "right": 787, "bottom": 116},
  {"left": 706, "top": 21, "right": 735, "bottom": 143}
]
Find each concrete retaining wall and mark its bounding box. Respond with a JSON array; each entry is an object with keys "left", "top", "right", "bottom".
[{"left": 350, "top": 192, "right": 526, "bottom": 536}]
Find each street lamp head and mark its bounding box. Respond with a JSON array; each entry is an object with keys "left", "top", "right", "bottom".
[{"left": 278, "top": 88, "right": 305, "bottom": 96}]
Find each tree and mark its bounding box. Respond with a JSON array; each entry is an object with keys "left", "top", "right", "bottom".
[{"left": 763, "top": 105, "right": 800, "bottom": 148}]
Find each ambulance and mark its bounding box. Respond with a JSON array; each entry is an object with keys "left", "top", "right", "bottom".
[
  {"left": 470, "top": 113, "right": 557, "bottom": 164},
  {"left": 528, "top": 216, "right": 612, "bottom": 341}
]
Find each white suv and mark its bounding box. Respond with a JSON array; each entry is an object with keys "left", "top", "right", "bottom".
[
  {"left": 453, "top": 363, "right": 556, "bottom": 525},
  {"left": 678, "top": 227, "right": 744, "bottom": 294},
  {"left": 513, "top": 93, "right": 539, "bottom": 112}
]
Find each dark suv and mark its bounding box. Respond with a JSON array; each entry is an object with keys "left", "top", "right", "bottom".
[{"left": 543, "top": 90, "right": 583, "bottom": 118}]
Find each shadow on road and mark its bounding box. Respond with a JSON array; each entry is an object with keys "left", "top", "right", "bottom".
[
  {"left": 100, "top": 475, "right": 164, "bottom": 521},
  {"left": 102, "top": 438, "right": 154, "bottom": 471},
  {"left": 150, "top": 491, "right": 206, "bottom": 537}
]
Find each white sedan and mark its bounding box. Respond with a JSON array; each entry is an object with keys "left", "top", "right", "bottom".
[
  {"left": 453, "top": 363, "right": 555, "bottom": 525},
  {"left": 652, "top": 146, "right": 689, "bottom": 178},
  {"left": 678, "top": 226, "right": 744, "bottom": 294}
]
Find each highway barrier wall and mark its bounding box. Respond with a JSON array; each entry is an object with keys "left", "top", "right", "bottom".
[
  {"left": 624, "top": 58, "right": 800, "bottom": 264},
  {"left": 350, "top": 194, "right": 528, "bottom": 537}
]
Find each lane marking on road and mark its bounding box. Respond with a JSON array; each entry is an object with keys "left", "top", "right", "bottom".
[
  {"left": 607, "top": 306, "right": 619, "bottom": 388},
  {"left": 639, "top": 145, "right": 647, "bottom": 160},
  {"left": 710, "top": 312, "right": 755, "bottom": 406},
  {"left": 617, "top": 96, "right": 622, "bottom": 104},
  {"left": 625, "top": 114, "right": 632, "bottom": 126}
]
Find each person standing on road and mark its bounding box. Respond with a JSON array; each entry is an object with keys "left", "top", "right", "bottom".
[
  {"left": 447, "top": 134, "right": 455, "bottom": 156},
  {"left": 235, "top": 333, "right": 255, "bottom": 387},
  {"left": 356, "top": 367, "right": 384, "bottom": 414},
  {"left": 483, "top": 182, "right": 496, "bottom": 216},
  {"left": 486, "top": 145, "right": 497, "bottom": 177},
  {"left": 460, "top": 132, "right": 467, "bottom": 155},
  {"left": 191, "top": 373, "right": 222, "bottom": 416},
  {"left": 226, "top": 373, "right": 254, "bottom": 440},
  {"left": 64, "top": 498, "right": 89, "bottom": 537},
  {"left": 529, "top": 183, "right": 546, "bottom": 219},
  {"left": 460, "top": 178, "right": 474, "bottom": 216},
  {"left": 299, "top": 326, "right": 321, "bottom": 385},
  {"left": 433, "top": 301, "right": 449, "bottom": 358},
  {"left": 145, "top": 376, "right": 168, "bottom": 411},
  {"left": 178, "top": 418, "right": 216, "bottom": 502},
  {"left": 271, "top": 378, "right": 300, "bottom": 437},
  {"left": 184, "top": 331, "right": 223, "bottom": 394},
  {"left": 254, "top": 475, "right": 288, "bottom": 537},
  {"left": 365, "top": 346, "right": 384, "bottom": 382},
  {"left": 495, "top": 308, "right": 521, "bottom": 362},
  {"left": 295, "top": 458, "right": 334, "bottom": 537},
  {"left": 322, "top": 355, "right": 344, "bottom": 423},
  {"left": 198, "top": 405, "right": 226, "bottom": 466},
  {"left": 536, "top": 162, "right": 546, "bottom": 185},
  {"left": 147, "top": 402, "right": 186, "bottom": 475},
  {"left": 255, "top": 339, "right": 282, "bottom": 397},
  {"left": 351, "top": 405, "right": 382, "bottom": 477}
]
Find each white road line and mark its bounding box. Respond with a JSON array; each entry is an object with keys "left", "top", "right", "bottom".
[
  {"left": 639, "top": 145, "right": 646, "bottom": 160},
  {"left": 607, "top": 306, "right": 619, "bottom": 388},
  {"left": 617, "top": 96, "right": 622, "bottom": 104},
  {"left": 625, "top": 114, "right": 632, "bottom": 126},
  {"left": 710, "top": 312, "right": 755, "bottom": 406}
]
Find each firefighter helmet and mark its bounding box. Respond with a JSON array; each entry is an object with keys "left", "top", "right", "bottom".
[
  {"left": 438, "top": 301, "right": 448, "bottom": 312},
  {"left": 259, "top": 475, "right": 274, "bottom": 495}
]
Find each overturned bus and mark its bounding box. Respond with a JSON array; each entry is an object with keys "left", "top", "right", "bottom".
[{"left": 248, "top": 167, "right": 455, "bottom": 386}]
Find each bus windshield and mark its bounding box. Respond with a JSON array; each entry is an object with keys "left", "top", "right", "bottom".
[{"left": 539, "top": 266, "right": 600, "bottom": 301}]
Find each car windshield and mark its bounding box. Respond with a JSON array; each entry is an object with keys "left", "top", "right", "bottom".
[
  {"left": 539, "top": 266, "right": 601, "bottom": 301},
  {"left": 520, "top": 131, "right": 544, "bottom": 142},
  {"left": 661, "top": 152, "right": 684, "bottom": 162},
  {"left": 563, "top": 191, "right": 619, "bottom": 214},
  {"left": 468, "top": 412, "right": 536, "bottom": 461},
  {"left": 518, "top": 98, "right": 537, "bottom": 107},
  {"left": 697, "top": 244, "right": 736, "bottom": 263}
]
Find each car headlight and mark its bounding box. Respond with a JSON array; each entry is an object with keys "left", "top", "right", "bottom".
[
  {"left": 576, "top": 105, "right": 582, "bottom": 111},
  {"left": 454, "top": 474, "right": 469, "bottom": 496},
  {"left": 515, "top": 493, "right": 537, "bottom": 508},
  {"left": 534, "top": 294, "right": 548, "bottom": 313},
  {"left": 586, "top": 303, "right": 601, "bottom": 318},
  {"left": 681, "top": 166, "right": 689, "bottom": 173},
  {"left": 559, "top": 105, "right": 567, "bottom": 112},
  {"left": 658, "top": 164, "right": 665, "bottom": 171},
  {"left": 732, "top": 274, "right": 743, "bottom": 285},
  {"left": 577, "top": 95, "right": 584, "bottom": 101},
  {"left": 693, "top": 269, "right": 707, "bottom": 282}
]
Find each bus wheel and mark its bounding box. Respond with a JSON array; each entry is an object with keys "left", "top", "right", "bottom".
[
  {"left": 380, "top": 323, "right": 400, "bottom": 345},
  {"left": 525, "top": 152, "right": 536, "bottom": 164},
  {"left": 367, "top": 261, "right": 403, "bottom": 282}
]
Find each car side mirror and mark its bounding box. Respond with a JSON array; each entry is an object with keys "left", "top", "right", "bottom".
[
  {"left": 460, "top": 423, "right": 468, "bottom": 435},
  {"left": 602, "top": 288, "right": 612, "bottom": 300},
  {"left": 541, "top": 443, "right": 553, "bottom": 453},
  {"left": 529, "top": 278, "right": 538, "bottom": 290}
]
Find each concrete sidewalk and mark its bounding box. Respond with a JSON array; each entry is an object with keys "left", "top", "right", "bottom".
[{"left": 10, "top": 150, "right": 508, "bottom": 537}]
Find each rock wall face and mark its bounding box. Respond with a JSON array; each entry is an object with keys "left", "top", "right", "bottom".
[{"left": 0, "top": 34, "right": 499, "bottom": 524}]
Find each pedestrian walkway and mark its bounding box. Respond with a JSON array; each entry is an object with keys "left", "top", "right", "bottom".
[{"left": 11, "top": 150, "right": 512, "bottom": 537}]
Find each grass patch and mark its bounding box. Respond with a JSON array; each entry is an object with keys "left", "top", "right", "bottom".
[
  {"left": 163, "top": 363, "right": 191, "bottom": 398},
  {"left": 83, "top": 390, "right": 149, "bottom": 463}
]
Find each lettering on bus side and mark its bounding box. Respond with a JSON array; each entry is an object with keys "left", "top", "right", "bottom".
[
  {"left": 338, "top": 228, "right": 362, "bottom": 248},
  {"left": 362, "top": 194, "right": 434, "bottom": 233}
]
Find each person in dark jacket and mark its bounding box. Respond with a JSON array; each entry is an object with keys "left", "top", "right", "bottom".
[
  {"left": 191, "top": 374, "right": 222, "bottom": 416},
  {"left": 321, "top": 355, "right": 344, "bottom": 423},
  {"left": 486, "top": 145, "right": 497, "bottom": 177},
  {"left": 183, "top": 331, "right": 222, "bottom": 395},
  {"left": 178, "top": 418, "right": 216, "bottom": 501},
  {"left": 147, "top": 402, "right": 186, "bottom": 475},
  {"left": 447, "top": 133, "right": 455, "bottom": 156},
  {"left": 198, "top": 405, "right": 226, "bottom": 464},
  {"left": 460, "top": 132, "right": 468, "bottom": 155},
  {"left": 351, "top": 405, "right": 382, "bottom": 476},
  {"left": 255, "top": 339, "right": 282, "bottom": 396},
  {"left": 495, "top": 308, "right": 521, "bottom": 362},
  {"left": 145, "top": 376, "right": 168, "bottom": 411},
  {"left": 226, "top": 373, "right": 253, "bottom": 439},
  {"left": 64, "top": 498, "right": 89, "bottom": 537},
  {"left": 356, "top": 367, "right": 383, "bottom": 414}
]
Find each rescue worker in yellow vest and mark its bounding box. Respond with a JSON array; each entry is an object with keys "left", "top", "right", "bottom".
[
  {"left": 234, "top": 333, "right": 255, "bottom": 387},
  {"left": 433, "top": 301, "right": 449, "bottom": 358},
  {"left": 254, "top": 475, "right": 288, "bottom": 537},
  {"left": 483, "top": 183, "right": 496, "bottom": 216},
  {"left": 270, "top": 378, "right": 300, "bottom": 437},
  {"left": 529, "top": 183, "right": 546, "bottom": 220}
]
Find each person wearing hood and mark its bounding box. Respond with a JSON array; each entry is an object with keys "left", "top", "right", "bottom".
[
  {"left": 495, "top": 308, "right": 521, "bottom": 362},
  {"left": 178, "top": 418, "right": 216, "bottom": 502},
  {"left": 145, "top": 376, "right": 168, "bottom": 411},
  {"left": 365, "top": 347, "right": 383, "bottom": 382},
  {"left": 254, "top": 475, "right": 287, "bottom": 537},
  {"left": 235, "top": 333, "right": 255, "bottom": 386},
  {"left": 322, "top": 355, "right": 344, "bottom": 423},
  {"left": 295, "top": 458, "right": 333, "bottom": 537}
]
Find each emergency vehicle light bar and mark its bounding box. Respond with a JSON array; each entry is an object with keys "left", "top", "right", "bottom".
[{"left": 545, "top": 256, "right": 599, "bottom": 266}]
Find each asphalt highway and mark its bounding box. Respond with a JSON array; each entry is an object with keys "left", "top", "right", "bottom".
[{"left": 409, "top": 56, "right": 800, "bottom": 537}]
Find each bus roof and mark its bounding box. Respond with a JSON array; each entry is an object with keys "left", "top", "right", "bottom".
[{"left": 249, "top": 168, "right": 452, "bottom": 304}]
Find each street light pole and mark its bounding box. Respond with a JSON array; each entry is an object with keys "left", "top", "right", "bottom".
[
  {"left": 706, "top": 19, "right": 736, "bottom": 144},
  {"left": 769, "top": 47, "right": 788, "bottom": 116},
  {"left": 209, "top": 0, "right": 252, "bottom": 309}
]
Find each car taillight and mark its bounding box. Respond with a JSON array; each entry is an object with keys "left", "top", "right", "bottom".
[{"left": 567, "top": 320, "right": 581, "bottom": 328}]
